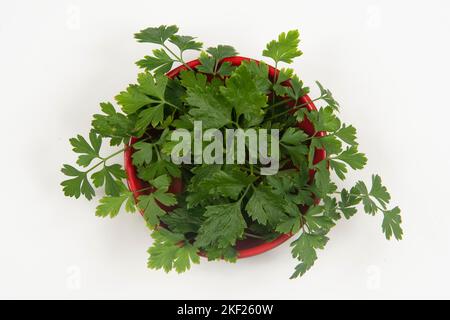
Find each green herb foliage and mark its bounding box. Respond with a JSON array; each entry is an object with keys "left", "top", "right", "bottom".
[{"left": 61, "top": 26, "right": 403, "bottom": 278}]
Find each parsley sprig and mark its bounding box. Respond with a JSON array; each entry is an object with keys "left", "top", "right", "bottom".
[{"left": 61, "top": 26, "right": 403, "bottom": 278}]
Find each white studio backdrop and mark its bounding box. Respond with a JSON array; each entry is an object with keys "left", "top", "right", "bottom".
[{"left": 0, "top": 0, "right": 449, "bottom": 299}]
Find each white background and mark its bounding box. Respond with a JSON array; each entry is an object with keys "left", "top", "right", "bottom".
[{"left": 1, "top": 0, "right": 449, "bottom": 300}]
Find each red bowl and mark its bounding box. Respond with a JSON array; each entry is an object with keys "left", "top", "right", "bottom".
[{"left": 124, "top": 56, "right": 326, "bottom": 259}]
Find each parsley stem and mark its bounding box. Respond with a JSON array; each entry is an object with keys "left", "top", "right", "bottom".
[
  {"left": 164, "top": 100, "right": 182, "bottom": 111},
  {"left": 270, "top": 99, "right": 290, "bottom": 109},
  {"left": 332, "top": 191, "right": 386, "bottom": 213},
  {"left": 133, "top": 186, "right": 157, "bottom": 195},
  {"left": 241, "top": 166, "right": 261, "bottom": 175},
  {"left": 162, "top": 44, "right": 192, "bottom": 71},
  {"left": 305, "top": 223, "right": 311, "bottom": 233},
  {"left": 301, "top": 219, "right": 306, "bottom": 233},
  {"left": 86, "top": 148, "right": 126, "bottom": 174},
  {"left": 266, "top": 95, "right": 325, "bottom": 122},
  {"left": 273, "top": 62, "right": 279, "bottom": 84},
  {"left": 371, "top": 201, "right": 387, "bottom": 213},
  {"left": 270, "top": 63, "right": 279, "bottom": 118},
  {"left": 155, "top": 146, "right": 162, "bottom": 160},
  {"left": 244, "top": 232, "right": 264, "bottom": 240},
  {"left": 238, "top": 184, "right": 253, "bottom": 204}
]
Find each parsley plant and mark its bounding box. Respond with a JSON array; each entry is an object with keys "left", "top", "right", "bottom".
[{"left": 61, "top": 25, "right": 403, "bottom": 278}]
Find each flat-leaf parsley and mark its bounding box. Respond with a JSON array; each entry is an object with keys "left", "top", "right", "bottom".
[{"left": 61, "top": 26, "right": 403, "bottom": 278}]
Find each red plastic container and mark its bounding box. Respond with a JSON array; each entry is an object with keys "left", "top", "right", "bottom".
[{"left": 124, "top": 56, "right": 325, "bottom": 258}]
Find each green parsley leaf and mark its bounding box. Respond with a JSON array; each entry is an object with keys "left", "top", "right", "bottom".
[
  {"left": 161, "top": 207, "right": 205, "bottom": 234},
  {"left": 205, "top": 246, "right": 238, "bottom": 263},
  {"left": 199, "top": 169, "right": 256, "bottom": 200},
  {"left": 273, "top": 68, "right": 294, "bottom": 96},
  {"left": 137, "top": 73, "right": 168, "bottom": 100},
  {"left": 195, "top": 202, "right": 246, "bottom": 249},
  {"left": 136, "top": 49, "right": 174, "bottom": 74},
  {"left": 323, "top": 196, "right": 341, "bottom": 221},
  {"left": 281, "top": 128, "right": 309, "bottom": 145},
  {"left": 271, "top": 186, "right": 308, "bottom": 213},
  {"left": 276, "top": 216, "right": 302, "bottom": 234},
  {"left": 197, "top": 52, "right": 216, "bottom": 74},
  {"left": 281, "top": 128, "right": 309, "bottom": 166},
  {"left": 189, "top": 165, "right": 222, "bottom": 187},
  {"left": 329, "top": 145, "right": 366, "bottom": 180},
  {"left": 382, "top": 207, "right": 403, "bottom": 241},
  {"left": 314, "top": 161, "right": 331, "bottom": 197},
  {"left": 70, "top": 131, "right": 102, "bottom": 167},
  {"left": 197, "top": 45, "right": 238, "bottom": 76},
  {"left": 135, "top": 25, "right": 179, "bottom": 45},
  {"left": 284, "top": 145, "right": 309, "bottom": 167},
  {"left": 221, "top": 62, "right": 268, "bottom": 127},
  {"left": 151, "top": 174, "right": 172, "bottom": 191},
  {"left": 329, "top": 159, "right": 348, "bottom": 180},
  {"left": 290, "top": 232, "right": 329, "bottom": 279},
  {"left": 96, "top": 190, "right": 135, "bottom": 218},
  {"left": 308, "top": 106, "right": 341, "bottom": 132},
  {"left": 148, "top": 230, "right": 183, "bottom": 272},
  {"left": 169, "top": 35, "right": 202, "bottom": 53},
  {"left": 181, "top": 71, "right": 232, "bottom": 129},
  {"left": 115, "top": 85, "right": 155, "bottom": 115},
  {"left": 217, "top": 62, "right": 235, "bottom": 77},
  {"left": 350, "top": 176, "right": 393, "bottom": 216},
  {"left": 317, "top": 135, "right": 343, "bottom": 156},
  {"left": 336, "top": 146, "right": 367, "bottom": 170},
  {"left": 316, "top": 81, "right": 340, "bottom": 111},
  {"left": 116, "top": 73, "right": 170, "bottom": 124},
  {"left": 351, "top": 181, "right": 377, "bottom": 215},
  {"left": 172, "top": 244, "right": 201, "bottom": 273},
  {"left": 240, "top": 60, "right": 272, "bottom": 93},
  {"left": 61, "top": 165, "right": 95, "bottom": 200},
  {"left": 286, "top": 75, "right": 309, "bottom": 101},
  {"left": 206, "top": 45, "right": 238, "bottom": 62},
  {"left": 335, "top": 124, "right": 358, "bottom": 146},
  {"left": 138, "top": 160, "right": 181, "bottom": 181},
  {"left": 186, "top": 165, "right": 222, "bottom": 208},
  {"left": 91, "top": 164, "right": 126, "bottom": 197},
  {"left": 267, "top": 169, "right": 309, "bottom": 198},
  {"left": 339, "top": 189, "right": 360, "bottom": 219},
  {"left": 304, "top": 206, "right": 335, "bottom": 232},
  {"left": 92, "top": 103, "right": 133, "bottom": 144},
  {"left": 370, "top": 174, "right": 391, "bottom": 209},
  {"left": 138, "top": 179, "right": 177, "bottom": 228},
  {"left": 276, "top": 68, "right": 295, "bottom": 83},
  {"left": 132, "top": 141, "right": 154, "bottom": 166},
  {"left": 246, "top": 185, "right": 288, "bottom": 226},
  {"left": 147, "top": 229, "right": 200, "bottom": 273},
  {"left": 263, "top": 30, "right": 303, "bottom": 65},
  {"left": 135, "top": 103, "right": 165, "bottom": 133}
]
